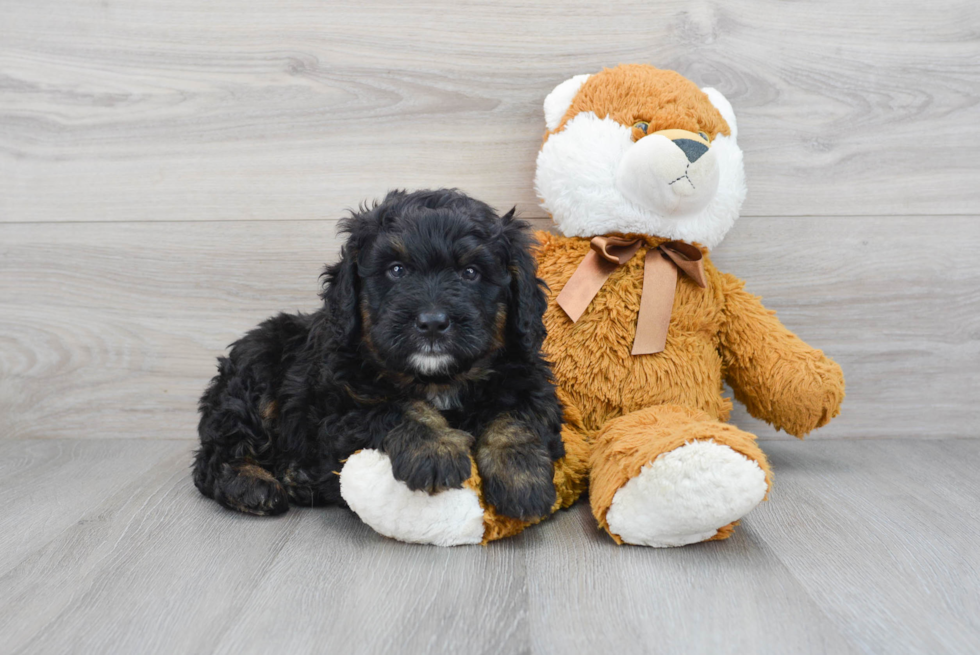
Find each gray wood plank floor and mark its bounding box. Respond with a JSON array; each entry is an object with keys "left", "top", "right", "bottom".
[{"left": 1, "top": 438, "right": 976, "bottom": 654}]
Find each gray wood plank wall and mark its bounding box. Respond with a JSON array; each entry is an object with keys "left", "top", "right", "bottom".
[{"left": 2, "top": 0, "right": 979, "bottom": 440}]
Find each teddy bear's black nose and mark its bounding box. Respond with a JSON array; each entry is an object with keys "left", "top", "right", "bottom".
[{"left": 673, "top": 138, "right": 709, "bottom": 163}]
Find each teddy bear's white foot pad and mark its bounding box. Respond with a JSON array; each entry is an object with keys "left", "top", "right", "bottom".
[
  {"left": 605, "top": 440, "right": 767, "bottom": 547},
  {"left": 339, "top": 449, "right": 485, "bottom": 547}
]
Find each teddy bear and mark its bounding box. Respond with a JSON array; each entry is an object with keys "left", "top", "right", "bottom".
[{"left": 339, "top": 64, "right": 845, "bottom": 547}]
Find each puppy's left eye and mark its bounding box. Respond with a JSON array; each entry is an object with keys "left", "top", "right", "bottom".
[
  {"left": 387, "top": 263, "right": 408, "bottom": 280},
  {"left": 460, "top": 266, "right": 480, "bottom": 282}
]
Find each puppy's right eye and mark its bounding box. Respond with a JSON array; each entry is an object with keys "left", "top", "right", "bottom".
[{"left": 387, "top": 263, "right": 408, "bottom": 280}]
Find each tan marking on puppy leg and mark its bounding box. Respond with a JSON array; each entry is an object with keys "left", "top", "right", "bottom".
[
  {"left": 260, "top": 399, "right": 278, "bottom": 421},
  {"left": 405, "top": 400, "right": 449, "bottom": 427},
  {"left": 236, "top": 463, "right": 277, "bottom": 483},
  {"left": 479, "top": 415, "right": 534, "bottom": 453}
]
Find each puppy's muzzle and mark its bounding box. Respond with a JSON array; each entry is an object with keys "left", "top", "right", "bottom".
[
  {"left": 615, "top": 128, "right": 720, "bottom": 217},
  {"left": 411, "top": 309, "right": 455, "bottom": 374}
]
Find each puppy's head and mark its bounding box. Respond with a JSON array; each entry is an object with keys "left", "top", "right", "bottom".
[{"left": 321, "top": 189, "right": 545, "bottom": 380}]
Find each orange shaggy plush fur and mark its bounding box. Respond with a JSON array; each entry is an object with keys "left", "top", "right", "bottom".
[{"left": 552, "top": 65, "right": 732, "bottom": 141}]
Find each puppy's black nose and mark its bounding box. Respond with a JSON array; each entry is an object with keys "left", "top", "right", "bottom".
[{"left": 416, "top": 312, "right": 450, "bottom": 335}]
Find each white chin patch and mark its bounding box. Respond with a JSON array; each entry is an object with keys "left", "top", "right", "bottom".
[
  {"left": 605, "top": 440, "right": 767, "bottom": 548},
  {"left": 535, "top": 112, "right": 746, "bottom": 249},
  {"left": 409, "top": 353, "right": 453, "bottom": 375},
  {"left": 340, "top": 449, "right": 485, "bottom": 547}
]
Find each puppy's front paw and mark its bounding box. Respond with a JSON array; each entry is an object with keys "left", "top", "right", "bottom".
[
  {"left": 214, "top": 462, "right": 290, "bottom": 516},
  {"left": 477, "top": 418, "right": 556, "bottom": 521},
  {"left": 482, "top": 463, "right": 556, "bottom": 522},
  {"left": 390, "top": 436, "right": 473, "bottom": 493},
  {"left": 385, "top": 404, "right": 474, "bottom": 494}
]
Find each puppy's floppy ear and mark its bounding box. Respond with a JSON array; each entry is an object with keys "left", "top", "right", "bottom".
[
  {"left": 320, "top": 241, "right": 360, "bottom": 349},
  {"left": 320, "top": 206, "right": 380, "bottom": 348},
  {"left": 500, "top": 208, "right": 548, "bottom": 356}
]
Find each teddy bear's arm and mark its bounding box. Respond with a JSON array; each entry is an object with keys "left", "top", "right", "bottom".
[{"left": 717, "top": 272, "right": 845, "bottom": 438}]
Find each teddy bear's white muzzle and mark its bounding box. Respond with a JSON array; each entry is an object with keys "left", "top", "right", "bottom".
[{"left": 615, "top": 132, "right": 720, "bottom": 218}]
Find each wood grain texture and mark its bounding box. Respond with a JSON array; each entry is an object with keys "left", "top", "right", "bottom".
[
  {"left": 752, "top": 439, "right": 980, "bottom": 653},
  {"left": 2, "top": 216, "right": 976, "bottom": 441},
  {"left": 1, "top": 0, "right": 978, "bottom": 222},
  {"left": 1, "top": 438, "right": 977, "bottom": 654},
  {"left": 0, "top": 438, "right": 181, "bottom": 574},
  {"left": 1, "top": 443, "right": 307, "bottom": 654},
  {"left": 213, "top": 511, "right": 529, "bottom": 655},
  {"left": 524, "top": 502, "right": 858, "bottom": 655}
]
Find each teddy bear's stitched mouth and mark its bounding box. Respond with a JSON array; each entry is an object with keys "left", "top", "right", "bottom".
[{"left": 667, "top": 163, "right": 695, "bottom": 191}]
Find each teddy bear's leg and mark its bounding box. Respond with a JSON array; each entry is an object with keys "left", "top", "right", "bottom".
[
  {"left": 339, "top": 417, "right": 589, "bottom": 546},
  {"left": 589, "top": 405, "right": 772, "bottom": 547}
]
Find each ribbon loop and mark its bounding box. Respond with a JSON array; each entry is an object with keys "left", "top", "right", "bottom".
[
  {"left": 590, "top": 236, "right": 644, "bottom": 265},
  {"left": 658, "top": 241, "right": 707, "bottom": 289},
  {"left": 556, "top": 237, "right": 707, "bottom": 356}
]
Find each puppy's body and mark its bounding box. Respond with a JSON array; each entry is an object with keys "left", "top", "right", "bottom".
[{"left": 193, "top": 190, "right": 564, "bottom": 520}]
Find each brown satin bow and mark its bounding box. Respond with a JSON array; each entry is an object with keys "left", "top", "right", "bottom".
[{"left": 555, "top": 236, "right": 707, "bottom": 355}]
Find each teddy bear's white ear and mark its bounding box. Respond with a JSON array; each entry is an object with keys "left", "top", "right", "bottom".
[
  {"left": 543, "top": 74, "right": 591, "bottom": 131},
  {"left": 701, "top": 87, "right": 738, "bottom": 140}
]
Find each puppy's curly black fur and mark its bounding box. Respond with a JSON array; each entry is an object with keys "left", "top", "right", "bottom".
[{"left": 193, "top": 189, "right": 564, "bottom": 521}]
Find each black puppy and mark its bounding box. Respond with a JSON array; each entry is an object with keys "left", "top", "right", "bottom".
[{"left": 193, "top": 189, "right": 564, "bottom": 521}]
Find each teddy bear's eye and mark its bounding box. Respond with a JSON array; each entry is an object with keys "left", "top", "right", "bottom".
[{"left": 633, "top": 121, "right": 649, "bottom": 135}]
